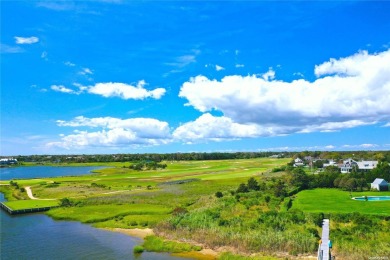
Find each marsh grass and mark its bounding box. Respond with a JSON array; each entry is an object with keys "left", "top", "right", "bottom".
[
  {"left": 93, "top": 214, "right": 170, "bottom": 228},
  {"left": 142, "top": 235, "right": 202, "bottom": 253},
  {"left": 219, "top": 253, "right": 280, "bottom": 260}
]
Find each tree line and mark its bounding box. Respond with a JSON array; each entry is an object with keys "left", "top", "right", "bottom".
[{"left": 7, "top": 150, "right": 390, "bottom": 164}]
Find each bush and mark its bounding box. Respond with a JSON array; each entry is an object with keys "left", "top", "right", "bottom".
[
  {"left": 247, "top": 177, "right": 260, "bottom": 191},
  {"left": 215, "top": 191, "right": 223, "bottom": 198},
  {"left": 237, "top": 183, "right": 249, "bottom": 193},
  {"left": 60, "top": 198, "right": 73, "bottom": 207},
  {"left": 133, "top": 245, "right": 144, "bottom": 254}
]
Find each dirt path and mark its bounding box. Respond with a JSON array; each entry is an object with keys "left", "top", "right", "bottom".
[
  {"left": 102, "top": 190, "right": 129, "bottom": 195},
  {"left": 25, "top": 186, "right": 56, "bottom": 200}
]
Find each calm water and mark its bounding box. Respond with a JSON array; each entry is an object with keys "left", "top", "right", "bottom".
[
  {"left": 0, "top": 166, "right": 106, "bottom": 180},
  {"left": 0, "top": 167, "right": 189, "bottom": 260}
]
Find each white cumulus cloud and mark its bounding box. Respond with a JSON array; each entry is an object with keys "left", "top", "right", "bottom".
[
  {"left": 173, "top": 113, "right": 289, "bottom": 142},
  {"left": 178, "top": 49, "right": 390, "bottom": 137},
  {"left": 51, "top": 85, "right": 78, "bottom": 94},
  {"left": 87, "top": 81, "right": 166, "bottom": 100},
  {"left": 15, "top": 36, "right": 39, "bottom": 44},
  {"left": 50, "top": 81, "right": 166, "bottom": 100},
  {"left": 342, "top": 143, "right": 379, "bottom": 149},
  {"left": 48, "top": 116, "right": 171, "bottom": 149}
]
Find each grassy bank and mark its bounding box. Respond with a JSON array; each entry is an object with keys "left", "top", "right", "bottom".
[
  {"left": 291, "top": 188, "right": 390, "bottom": 215},
  {"left": 4, "top": 200, "right": 59, "bottom": 210}
]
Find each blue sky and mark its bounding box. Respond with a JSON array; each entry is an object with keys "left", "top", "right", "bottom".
[{"left": 1, "top": 1, "right": 390, "bottom": 155}]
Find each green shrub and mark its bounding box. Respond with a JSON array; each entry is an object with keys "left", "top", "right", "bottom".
[
  {"left": 143, "top": 235, "right": 201, "bottom": 253},
  {"left": 215, "top": 191, "right": 223, "bottom": 198},
  {"left": 237, "top": 183, "right": 249, "bottom": 193},
  {"left": 133, "top": 245, "right": 144, "bottom": 254}
]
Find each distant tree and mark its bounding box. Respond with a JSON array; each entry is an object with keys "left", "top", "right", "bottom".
[
  {"left": 290, "top": 168, "right": 309, "bottom": 189},
  {"left": 345, "top": 178, "right": 358, "bottom": 191},
  {"left": 247, "top": 177, "right": 260, "bottom": 191},
  {"left": 313, "top": 160, "right": 324, "bottom": 168},
  {"left": 237, "top": 183, "right": 249, "bottom": 193},
  {"left": 60, "top": 198, "right": 73, "bottom": 207},
  {"left": 215, "top": 191, "right": 223, "bottom": 198},
  {"left": 273, "top": 180, "right": 287, "bottom": 197},
  {"left": 357, "top": 178, "right": 368, "bottom": 191},
  {"left": 324, "top": 166, "right": 340, "bottom": 174},
  {"left": 373, "top": 153, "right": 385, "bottom": 162},
  {"left": 370, "top": 161, "right": 390, "bottom": 182}
]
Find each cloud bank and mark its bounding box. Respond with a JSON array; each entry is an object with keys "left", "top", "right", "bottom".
[
  {"left": 48, "top": 116, "right": 171, "bottom": 149},
  {"left": 47, "top": 49, "right": 390, "bottom": 149},
  {"left": 178, "top": 49, "right": 390, "bottom": 141},
  {"left": 87, "top": 81, "right": 165, "bottom": 100}
]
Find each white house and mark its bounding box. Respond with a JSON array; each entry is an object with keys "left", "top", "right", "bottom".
[
  {"left": 0, "top": 158, "right": 18, "bottom": 165},
  {"left": 294, "top": 158, "right": 304, "bottom": 167},
  {"left": 339, "top": 158, "right": 358, "bottom": 173},
  {"left": 325, "top": 158, "right": 378, "bottom": 173},
  {"left": 357, "top": 161, "right": 378, "bottom": 172},
  {"left": 371, "top": 178, "right": 389, "bottom": 191}
]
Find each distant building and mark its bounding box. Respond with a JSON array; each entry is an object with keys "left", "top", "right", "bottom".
[
  {"left": 371, "top": 178, "right": 389, "bottom": 191},
  {"left": 357, "top": 161, "right": 378, "bottom": 172},
  {"left": 0, "top": 158, "right": 18, "bottom": 165},
  {"left": 323, "top": 158, "right": 378, "bottom": 173},
  {"left": 294, "top": 158, "right": 304, "bottom": 167},
  {"left": 340, "top": 158, "right": 357, "bottom": 173}
]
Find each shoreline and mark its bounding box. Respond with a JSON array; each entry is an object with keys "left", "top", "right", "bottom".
[
  {"left": 104, "top": 227, "right": 154, "bottom": 239},
  {"left": 106, "top": 227, "right": 318, "bottom": 260},
  {"left": 105, "top": 227, "right": 219, "bottom": 259}
]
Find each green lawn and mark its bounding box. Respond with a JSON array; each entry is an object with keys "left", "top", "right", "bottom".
[
  {"left": 4, "top": 199, "right": 59, "bottom": 210},
  {"left": 46, "top": 203, "right": 172, "bottom": 223},
  {"left": 292, "top": 188, "right": 390, "bottom": 215}
]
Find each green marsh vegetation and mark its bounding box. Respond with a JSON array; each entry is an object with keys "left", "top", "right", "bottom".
[
  {"left": 152, "top": 164, "right": 390, "bottom": 259},
  {"left": 1, "top": 157, "right": 390, "bottom": 259}
]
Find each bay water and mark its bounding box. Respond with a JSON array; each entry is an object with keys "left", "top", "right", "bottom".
[{"left": 0, "top": 167, "right": 189, "bottom": 260}]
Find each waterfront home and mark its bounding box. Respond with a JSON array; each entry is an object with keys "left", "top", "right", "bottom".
[
  {"left": 371, "top": 178, "right": 389, "bottom": 191},
  {"left": 294, "top": 158, "right": 305, "bottom": 167},
  {"left": 0, "top": 158, "right": 18, "bottom": 165}
]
